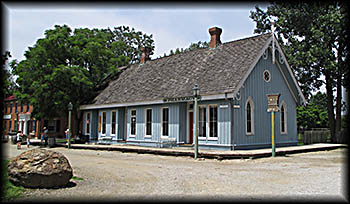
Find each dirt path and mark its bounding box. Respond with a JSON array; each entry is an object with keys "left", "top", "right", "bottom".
[{"left": 3, "top": 142, "right": 347, "bottom": 202}]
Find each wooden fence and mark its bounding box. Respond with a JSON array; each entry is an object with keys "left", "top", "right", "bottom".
[{"left": 300, "top": 128, "right": 330, "bottom": 145}]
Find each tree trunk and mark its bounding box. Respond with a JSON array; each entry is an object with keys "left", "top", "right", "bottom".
[
  {"left": 335, "top": 42, "right": 344, "bottom": 143},
  {"left": 324, "top": 73, "right": 336, "bottom": 143}
]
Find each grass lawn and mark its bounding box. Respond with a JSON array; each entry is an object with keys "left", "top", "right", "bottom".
[{"left": 1, "top": 160, "right": 26, "bottom": 201}]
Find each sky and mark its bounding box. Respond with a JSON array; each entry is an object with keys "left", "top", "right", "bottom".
[
  {"left": 4, "top": 2, "right": 341, "bottom": 102},
  {"left": 3, "top": 2, "right": 269, "bottom": 62}
]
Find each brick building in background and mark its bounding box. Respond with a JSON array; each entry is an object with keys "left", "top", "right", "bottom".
[{"left": 3, "top": 95, "right": 77, "bottom": 139}]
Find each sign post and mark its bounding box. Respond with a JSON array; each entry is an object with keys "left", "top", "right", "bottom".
[{"left": 267, "top": 94, "right": 280, "bottom": 157}]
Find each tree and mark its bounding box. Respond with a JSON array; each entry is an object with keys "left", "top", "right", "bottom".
[
  {"left": 11, "top": 24, "right": 154, "bottom": 133},
  {"left": 160, "top": 41, "right": 209, "bottom": 57},
  {"left": 2, "top": 51, "right": 16, "bottom": 98},
  {"left": 297, "top": 92, "right": 329, "bottom": 129},
  {"left": 250, "top": 2, "right": 348, "bottom": 142}
]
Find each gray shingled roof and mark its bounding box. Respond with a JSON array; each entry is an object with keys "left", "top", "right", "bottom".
[{"left": 93, "top": 33, "right": 271, "bottom": 105}]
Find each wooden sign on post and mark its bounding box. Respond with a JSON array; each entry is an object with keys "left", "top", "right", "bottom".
[
  {"left": 267, "top": 93, "right": 280, "bottom": 157},
  {"left": 267, "top": 94, "right": 280, "bottom": 112}
]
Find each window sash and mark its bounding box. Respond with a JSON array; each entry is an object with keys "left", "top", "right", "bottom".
[
  {"left": 162, "top": 108, "right": 169, "bottom": 136},
  {"left": 146, "top": 109, "right": 152, "bottom": 136},
  {"left": 130, "top": 110, "right": 136, "bottom": 135},
  {"left": 199, "top": 106, "right": 206, "bottom": 137},
  {"left": 246, "top": 101, "right": 253, "bottom": 134},
  {"left": 102, "top": 112, "right": 106, "bottom": 134},
  {"left": 111, "top": 111, "right": 116, "bottom": 135},
  {"left": 209, "top": 105, "right": 217, "bottom": 138}
]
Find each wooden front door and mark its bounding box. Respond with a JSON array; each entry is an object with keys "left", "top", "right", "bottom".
[{"left": 189, "top": 112, "right": 193, "bottom": 144}]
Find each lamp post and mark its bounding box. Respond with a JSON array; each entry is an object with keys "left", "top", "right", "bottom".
[
  {"left": 68, "top": 102, "right": 73, "bottom": 149},
  {"left": 193, "top": 84, "right": 200, "bottom": 159}
]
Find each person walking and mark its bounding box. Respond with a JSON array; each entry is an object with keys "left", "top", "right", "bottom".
[
  {"left": 44, "top": 127, "right": 48, "bottom": 146},
  {"left": 16, "top": 131, "right": 22, "bottom": 150},
  {"left": 27, "top": 134, "right": 31, "bottom": 148},
  {"left": 65, "top": 128, "right": 69, "bottom": 144},
  {"left": 41, "top": 128, "right": 45, "bottom": 146}
]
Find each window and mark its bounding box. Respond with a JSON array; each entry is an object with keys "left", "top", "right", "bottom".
[
  {"left": 4, "top": 103, "right": 7, "bottom": 114},
  {"left": 263, "top": 70, "right": 270, "bottom": 82},
  {"left": 20, "top": 103, "right": 23, "bottom": 112},
  {"left": 209, "top": 105, "right": 218, "bottom": 138},
  {"left": 280, "top": 102, "right": 287, "bottom": 134},
  {"left": 15, "top": 102, "right": 18, "bottom": 113},
  {"left": 162, "top": 108, "right": 169, "bottom": 136},
  {"left": 130, "top": 110, "right": 136, "bottom": 136},
  {"left": 101, "top": 112, "right": 106, "bottom": 135},
  {"left": 9, "top": 121, "right": 12, "bottom": 131},
  {"left": 10, "top": 103, "right": 12, "bottom": 113},
  {"left": 111, "top": 111, "right": 116, "bottom": 135},
  {"left": 146, "top": 109, "right": 152, "bottom": 136},
  {"left": 246, "top": 97, "right": 254, "bottom": 135},
  {"left": 86, "top": 112, "right": 90, "bottom": 134},
  {"left": 3, "top": 121, "right": 6, "bottom": 132},
  {"left": 33, "top": 120, "right": 36, "bottom": 132},
  {"left": 199, "top": 106, "right": 206, "bottom": 137},
  {"left": 27, "top": 103, "right": 30, "bottom": 112}
]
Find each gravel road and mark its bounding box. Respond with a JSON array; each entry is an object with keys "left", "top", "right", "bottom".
[{"left": 3, "top": 142, "right": 347, "bottom": 202}]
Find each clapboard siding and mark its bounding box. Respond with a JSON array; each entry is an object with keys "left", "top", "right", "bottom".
[
  {"left": 233, "top": 47, "right": 298, "bottom": 148},
  {"left": 126, "top": 104, "right": 181, "bottom": 142},
  {"left": 196, "top": 100, "right": 232, "bottom": 146}
]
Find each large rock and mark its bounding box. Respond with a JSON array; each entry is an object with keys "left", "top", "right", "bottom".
[{"left": 8, "top": 148, "right": 73, "bottom": 188}]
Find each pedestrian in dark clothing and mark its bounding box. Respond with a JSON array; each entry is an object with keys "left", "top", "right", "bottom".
[{"left": 43, "top": 127, "right": 48, "bottom": 146}]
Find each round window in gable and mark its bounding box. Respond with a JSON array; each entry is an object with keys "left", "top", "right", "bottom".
[{"left": 263, "top": 70, "right": 271, "bottom": 82}]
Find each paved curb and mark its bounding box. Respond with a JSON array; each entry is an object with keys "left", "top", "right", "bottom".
[{"left": 27, "top": 139, "right": 347, "bottom": 160}]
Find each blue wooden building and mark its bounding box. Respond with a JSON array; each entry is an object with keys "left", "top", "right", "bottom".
[{"left": 79, "top": 27, "right": 306, "bottom": 150}]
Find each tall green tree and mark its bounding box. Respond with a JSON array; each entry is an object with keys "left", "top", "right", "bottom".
[
  {"left": 2, "top": 51, "right": 16, "bottom": 98},
  {"left": 297, "top": 92, "right": 329, "bottom": 129},
  {"left": 161, "top": 41, "right": 209, "bottom": 57},
  {"left": 250, "top": 2, "right": 348, "bottom": 142},
  {"left": 11, "top": 25, "right": 154, "bottom": 128}
]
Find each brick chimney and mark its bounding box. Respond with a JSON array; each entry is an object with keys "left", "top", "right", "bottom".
[
  {"left": 140, "top": 47, "right": 151, "bottom": 64},
  {"left": 208, "top": 27, "right": 222, "bottom": 48}
]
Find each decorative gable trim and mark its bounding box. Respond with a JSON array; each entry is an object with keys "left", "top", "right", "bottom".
[
  {"left": 273, "top": 35, "right": 306, "bottom": 105},
  {"left": 232, "top": 35, "right": 273, "bottom": 100},
  {"left": 232, "top": 33, "right": 306, "bottom": 105}
]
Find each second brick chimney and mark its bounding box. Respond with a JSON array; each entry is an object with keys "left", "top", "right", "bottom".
[
  {"left": 208, "top": 27, "right": 222, "bottom": 48},
  {"left": 140, "top": 47, "right": 151, "bottom": 64}
]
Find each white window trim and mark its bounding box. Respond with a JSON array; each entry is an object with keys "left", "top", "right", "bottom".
[
  {"left": 245, "top": 96, "right": 255, "bottom": 136},
  {"left": 145, "top": 108, "right": 152, "bottom": 138},
  {"left": 208, "top": 104, "right": 218, "bottom": 140},
  {"left": 280, "top": 101, "right": 288, "bottom": 134},
  {"left": 85, "top": 111, "right": 91, "bottom": 135},
  {"left": 101, "top": 111, "right": 107, "bottom": 136},
  {"left": 161, "top": 107, "right": 169, "bottom": 138},
  {"left": 110, "top": 110, "right": 117, "bottom": 136},
  {"left": 129, "top": 109, "right": 136, "bottom": 138},
  {"left": 198, "top": 105, "right": 207, "bottom": 140}
]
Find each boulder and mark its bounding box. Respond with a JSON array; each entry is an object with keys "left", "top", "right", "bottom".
[{"left": 8, "top": 148, "right": 73, "bottom": 188}]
